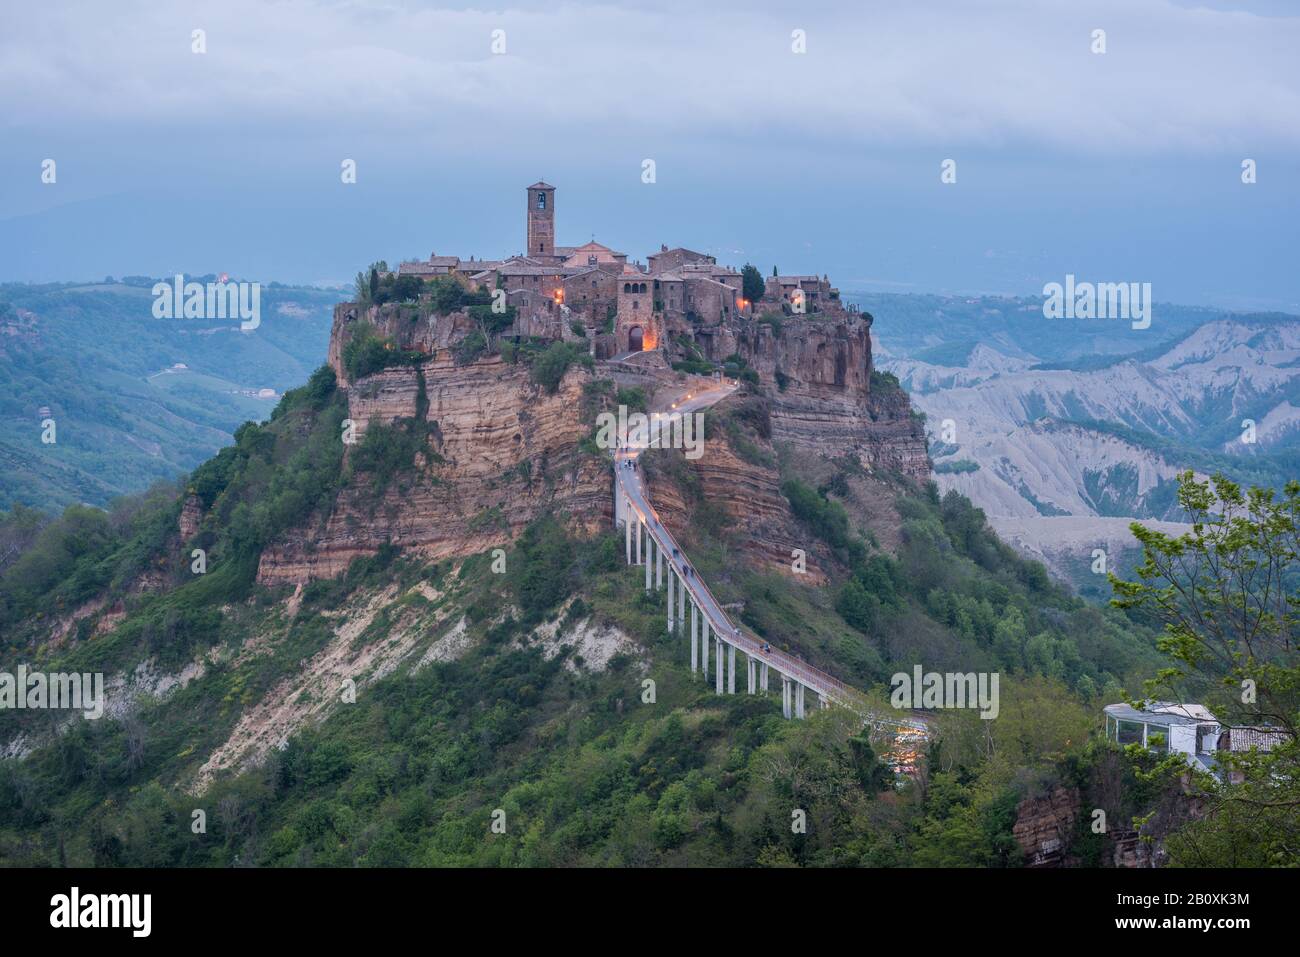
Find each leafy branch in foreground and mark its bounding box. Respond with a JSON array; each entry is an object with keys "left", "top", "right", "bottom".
[
  {"left": 1111, "top": 471, "right": 1298, "bottom": 736},
  {"left": 1111, "top": 471, "right": 1299, "bottom": 865}
]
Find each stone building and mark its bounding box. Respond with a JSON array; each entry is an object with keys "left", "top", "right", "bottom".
[
  {"left": 615, "top": 269, "right": 657, "bottom": 353},
  {"left": 563, "top": 266, "right": 619, "bottom": 324},
  {"left": 396, "top": 254, "right": 460, "bottom": 277},
  {"left": 765, "top": 274, "right": 837, "bottom": 312},
  {"left": 560, "top": 240, "right": 627, "bottom": 269},
  {"left": 647, "top": 245, "right": 714, "bottom": 274},
  {"left": 473, "top": 258, "right": 569, "bottom": 302},
  {"left": 393, "top": 180, "right": 850, "bottom": 357}
]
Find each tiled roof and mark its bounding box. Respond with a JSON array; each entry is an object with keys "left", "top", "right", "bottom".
[
  {"left": 495, "top": 264, "right": 576, "bottom": 277},
  {"left": 651, "top": 246, "right": 712, "bottom": 260},
  {"left": 564, "top": 266, "right": 611, "bottom": 281},
  {"left": 1229, "top": 727, "right": 1289, "bottom": 751},
  {"left": 397, "top": 261, "right": 451, "bottom": 275}
]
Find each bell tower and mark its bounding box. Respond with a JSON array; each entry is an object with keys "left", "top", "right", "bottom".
[{"left": 526, "top": 181, "right": 555, "bottom": 258}]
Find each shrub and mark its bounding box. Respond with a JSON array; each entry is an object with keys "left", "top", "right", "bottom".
[
  {"left": 758, "top": 311, "right": 783, "bottom": 337},
  {"left": 343, "top": 323, "right": 422, "bottom": 381},
  {"left": 467, "top": 303, "right": 515, "bottom": 336},
  {"left": 616, "top": 386, "right": 648, "bottom": 414},
  {"left": 454, "top": 331, "right": 488, "bottom": 366},
  {"left": 870, "top": 370, "right": 902, "bottom": 395},
  {"left": 934, "top": 459, "right": 980, "bottom": 475},
  {"left": 350, "top": 420, "right": 428, "bottom": 492},
  {"left": 782, "top": 478, "right": 853, "bottom": 552},
  {"left": 530, "top": 341, "right": 592, "bottom": 393},
  {"left": 428, "top": 276, "right": 464, "bottom": 313}
]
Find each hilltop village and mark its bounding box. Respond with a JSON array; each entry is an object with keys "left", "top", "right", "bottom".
[
  {"left": 288, "top": 179, "right": 930, "bottom": 584},
  {"left": 389, "top": 181, "right": 855, "bottom": 362}
]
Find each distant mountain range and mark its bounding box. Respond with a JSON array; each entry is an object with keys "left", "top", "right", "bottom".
[
  {"left": 860, "top": 292, "right": 1300, "bottom": 597},
  {"left": 0, "top": 279, "right": 339, "bottom": 511}
]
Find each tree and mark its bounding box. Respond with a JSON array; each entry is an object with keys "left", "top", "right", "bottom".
[
  {"left": 1112, "top": 472, "right": 1300, "bottom": 866},
  {"left": 529, "top": 341, "right": 592, "bottom": 394},
  {"left": 742, "top": 263, "right": 764, "bottom": 303},
  {"left": 389, "top": 274, "right": 417, "bottom": 302},
  {"left": 428, "top": 276, "right": 464, "bottom": 313},
  {"left": 1112, "top": 472, "right": 1299, "bottom": 738}
]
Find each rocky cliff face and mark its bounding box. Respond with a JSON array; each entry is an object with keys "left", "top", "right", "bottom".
[
  {"left": 642, "top": 420, "right": 835, "bottom": 586},
  {"left": 328, "top": 301, "right": 479, "bottom": 388},
  {"left": 686, "top": 312, "right": 930, "bottom": 481},
  {"left": 257, "top": 306, "right": 610, "bottom": 583},
  {"left": 262, "top": 296, "right": 928, "bottom": 585},
  {"left": 1012, "top": 785, "right": 1082, "bottom": 867}
]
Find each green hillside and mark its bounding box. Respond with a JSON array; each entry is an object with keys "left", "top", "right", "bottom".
[
  {"left": 0, "top": 368, "right": 1206, "bottom": 868},
  {"left": 0, "top": 279, "right": 339, "bottom": 512}
]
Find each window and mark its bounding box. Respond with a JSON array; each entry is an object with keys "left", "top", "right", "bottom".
[
  {"left": 1116, "top": 720, "right": 1144, "bottom": 745},
  {"left": 1196, "top": 725, "right": 1218, "bottom": 754},
  {"left": 536, "top": 192, "right": 546, "bottom": 209}
]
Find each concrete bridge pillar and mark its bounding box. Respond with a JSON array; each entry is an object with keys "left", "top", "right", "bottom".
[
  {"left": 701, "top": 619, "right": 709, "bottom": 679},
  {"left": 624, "top": 506, "right": 632, "bottom": 564},
  {"left": 644, "top": 533, "right": 652, "bottom": 591},
  {"left": 715, "top": 637, "right": 724, "bottom": 695},
  {"left": 635, "top": 518, "right": 642, "bottom": 565},
  {"left": 782, "top": 677, "right": 792, "bottom": 719},
  {"left": 747, "top": 656, "right": 755, "bottom": 694},
  {"left": 727, "top": 645, "right": 735, "bottom": 694},
  {"left": 655, "top": 543, "right": 662, "bottom": 589},
  {"left": 666, "top": 567, "right": 674, "bottom": 633},
  {"left": 795, "top": 682, "right": 805, "bottom": 720},
  {"left": 690, "top": 602, "right": 698, "bottom": 674},
  {"left": 681, "top": 572, "right": 691, "bottom": 631},
  {"left": 761, "top": 663, "right": 769, "bottom": 694}
]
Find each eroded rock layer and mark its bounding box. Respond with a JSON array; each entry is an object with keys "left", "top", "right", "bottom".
[{"left": 257, "top": 346, "right": 609, "bottom": 584}]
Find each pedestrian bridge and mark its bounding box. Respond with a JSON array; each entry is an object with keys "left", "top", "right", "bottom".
[{"left": 611, "top": 379, "right": 876, "bottom": 719}]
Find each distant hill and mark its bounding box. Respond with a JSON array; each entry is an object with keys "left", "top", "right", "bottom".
[
  {"left": 866, "top": 293, "right": 1300, "bottom": 595},
  {"left": 0, "top": 279, "right": 341, "bottom": 512}
]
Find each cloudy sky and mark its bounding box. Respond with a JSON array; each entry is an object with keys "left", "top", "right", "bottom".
[{"left": 2, "top": 0, "right": 1297, "bottom": 310}]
